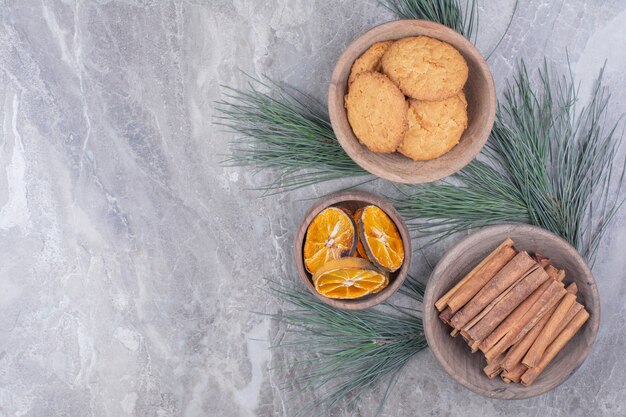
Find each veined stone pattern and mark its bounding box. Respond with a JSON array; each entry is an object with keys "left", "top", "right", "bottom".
[{"left": 0, "top": 1, "right": 624, "bottom": 416}]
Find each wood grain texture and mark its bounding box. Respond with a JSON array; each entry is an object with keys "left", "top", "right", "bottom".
[
  {"left": 328, "top": 19, "right": 496, "bottom": 184},
  {"left": 423, "top": 224, "right": 600, "bottom": 399},
  {"left": 294, "top": 191, "right": 411, "bottom": 310}
]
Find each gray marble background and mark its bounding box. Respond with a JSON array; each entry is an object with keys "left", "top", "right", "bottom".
[{"left": 0, "top": 0, "right": 625, "bottom": 416}]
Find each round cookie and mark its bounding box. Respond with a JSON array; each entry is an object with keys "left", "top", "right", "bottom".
[
  {"left": 345, "top": 72, "right": 408, "bottom": 153},
  {"left": 348, "top": 41, "right": 395, "bottom": 85},
  {"left": 398, "top": 92, "right": 468, "bottom": 161},
  {"left": 381, "top": 36, "right": 468, "bottom": 101}
]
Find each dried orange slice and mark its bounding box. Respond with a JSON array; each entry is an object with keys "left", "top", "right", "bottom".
[
  {"left": 358, "top": 205, "right": 404, "bottom": 272},
  {"left": 371, "top": 274, "right": 389, "bottom": 294},
  {"left": 313, "top": 258, "right": 388, "bottom": 299},
  {"left": 353, "top": 207, "right": 369, "bottom": 260},
  {"left": 303, "top": 207, "right": 357, "bottom": 274}
]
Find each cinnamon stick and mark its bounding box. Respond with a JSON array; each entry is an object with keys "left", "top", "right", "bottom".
[
  {"left": 469, "top": 339, "right": 481, "bottom": 353},
  {"left": 435, "top": 238, "right": 515, "bottom": 311},
  {"left": 533, "top": 252, "right": 551, "bottom": 268},
  {"left": 545, "top": 265, "right": 558, "bottom": 279},
  {"left": 483, "top": 353, "right": 505, "bottom": 379},
  {"left": 564, "top": 282, "right": 577, "bottom": 294},
  {"left": 522, "top": 292, "right": 577, "bottom": 368},
  {"left": 439, "top": 307, "right": 453, "bottom": 325},
  {"left": 545, "top": 265, "right": 565, "bottom": 282},
  {"left": 460, "top": 330, "right": 472, "bottom": 343},
  {"left": 460, "top": 267, "right": 532, "bottom": 335},
  {"left": 501, "top": 302, "right": 558, "bottom": 372},
  {"left": 484, "top": 282, "right": 567, "bottom": 362},
  {"left": 501, "top": 283, "right": 578, "bottom": 372},
  {"left": 552, "top": 302, "right": 583, "bottom": 342},
  {"left": 467, "top": 267, "right": 549, "bottom": 344},
  {"left": 516, "top": 300, "right": 582, "bottom": 365},
  {"left": 501, "top": 362, "right": 527, "bottom": 383},
  {"left": 450, "top": 251, "right": 537, "bottom": 330},
  {"left": 445, "top": 246, "right": 518, "bottom": 314},
  {"left": 521, "top": 309, "right": 590, "bottom": 386},
  {"left": 479, "top": 277, "right": 556, "bottom": 354}
]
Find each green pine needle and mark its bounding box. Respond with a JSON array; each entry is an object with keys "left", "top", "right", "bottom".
[
  {"left": 380, "top": 0, "right": 478, "bottom": 43},
  {"left": 393, "top": 60, "right": 625, "bottom": 262},
  {"left": 267, "top": 282, "right": 427, "bottom": 416},
  {"left": 219, "top": 3, "right": 624, "bottom": 417},
  {"left": 215, "top": 77, "right": 369, "bottom": 193}
]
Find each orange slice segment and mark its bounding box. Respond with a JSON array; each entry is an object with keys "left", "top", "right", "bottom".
[
  {"left": 313, "top": 258, "right": 387, "bottom": 299},
  {"left": 303, "top": 207, "right": 357, "bottom": 274},
  {"left": 372, "top": 274, "right": 389, "bottom": 294},
  {"left": 359, "top": 205, "right": 404, "bottom": 272},
  {"left": 353, "top": 207, "right": 369, "bottom": 260}
]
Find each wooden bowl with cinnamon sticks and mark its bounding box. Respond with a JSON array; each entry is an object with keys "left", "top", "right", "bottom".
[{"left": 423, "top": 224, "right": 600, "bottom": 399}]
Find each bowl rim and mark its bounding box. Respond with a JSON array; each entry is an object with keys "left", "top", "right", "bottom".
[
  {"left": 423, "top": 223, "right": 600, "bottom": 399},
  {"left": 328, "top": 19, "right": 496, "bottom": 184},
  {"left": 293, "top": 190, "right": 411, "bottom": 310}
]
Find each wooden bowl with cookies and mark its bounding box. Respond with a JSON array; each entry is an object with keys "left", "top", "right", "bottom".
[{"left": 328, "top": 20, "right": 496, "bottom": 184}]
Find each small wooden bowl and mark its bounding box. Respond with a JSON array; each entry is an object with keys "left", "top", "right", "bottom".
[
  {"left": 423, "top": 224, "right": 600, "bottom": 399},
  {"left": 328, "top": 20, "right": 496, "bottom": 184},
  {"left": 294, "top": 191, "right": 411, "bottom": 310}
]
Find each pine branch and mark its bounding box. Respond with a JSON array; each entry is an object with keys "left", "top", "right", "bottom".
[
  {"left": 393, "top": 61, "right": 625, "bottom": 262},
  {"left": 380, "top": 0, "right": 478, "bottom": 43},
  {"left": 215, "top": 77, "right": 370, "bottom": 193},
  {"left": 267, "top": 282, "right": 426, "bottom": 416}
]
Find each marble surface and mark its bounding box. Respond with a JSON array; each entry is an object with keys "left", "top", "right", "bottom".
[{"left": 0, "top": 1, "right": 625, "bottom": 416}]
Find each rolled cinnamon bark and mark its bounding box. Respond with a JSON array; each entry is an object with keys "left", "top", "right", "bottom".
[
  {"left": 521, "top": 309, "right": 590, "bottom": 386},
  {"left": 450, "top": 251, "right": 537, "bottom": 330},
  {"left": 564, "top": 282, "right": 577, "bottom": 294},
  {"left": 522, "top": 292, "right": 577, "bottom": 368},
  {"left": 501, "top": 362, "right": 527, "bottom": 383},
  {"left": 533, "top": 252, "right": 551, "bottom": 268},
  {"left": 517, "top": 300, "right": 582, "bottom": 364},
  {"left": 460, "top": 268, "right": 532, "bottom": 335},
  {"left": 469, "top": 339, "right": 481, "bottom": 353},
  {"left": 460, "top": 330, "right": 472, "bottom": 342},
  {"left": 484, "top": 282, "right": 567, "bottom": 362},
  {"left": 545, "top": 265, "right": 558, "bottom": 279},
  {"left": 545, "top": 265, "right": 565, "bottom": 282},
  {"left": 467, "top": 267, "right": 549, "bottom": 344},
  {"left": 552, "top": 302, "right": 583, "bottom": 342},
  {"left": 483, "top": 353, "right": 505, "bottom": 379},
  {"left": 445, "top": 246, "right": 518, "bottom": 314},
  {"left": 501, "top": 283, "right": 578, "bottom": 372},
  {"left": 501, "top": 302, "right": 558, "bottom": 372},
  {"left": 479, "top": 277, "right": 556, "bottom": 354},
  {"left": 435, "top": 238, "right": 515, "bottom": 311},
  {"left": 439, "top": 307, "right": 453, "bottom": 325}
]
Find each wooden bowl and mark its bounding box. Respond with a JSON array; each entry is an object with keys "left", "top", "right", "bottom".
[
  {"left": 423, "top": 224, "right": 600, "bottom": 399},
  {"left": 294, "top": 191, "right": 411, "bottom": 310},
  {"left": 328, "top": 20, "right": 496, "bottom": 184}
]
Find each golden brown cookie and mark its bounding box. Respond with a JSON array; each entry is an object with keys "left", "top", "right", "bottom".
[
  {"left": 348, "top": 41, "right": 395, "bottom": 86},
  {"left": 398, "top": 92, "right": 468, "bottom": 161},
  {"left": 381, "top": 36, "right": 468, "bottom": 101},
  {"left": 345, "top": 72, "right": 408, "bottom": 153}
]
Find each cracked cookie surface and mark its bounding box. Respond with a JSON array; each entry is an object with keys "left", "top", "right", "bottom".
[
  {"left": 348, "top": 41, "right": 395, "bottom": 86},
  {"left": 345, "top": 71, "right": 408, "bottom": 153},
  {"left": 381, "top": 36, "right": 468, "bottom": 101},
  {"left": 398, "top": 92, "right": 468, "bottom": 160}
]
